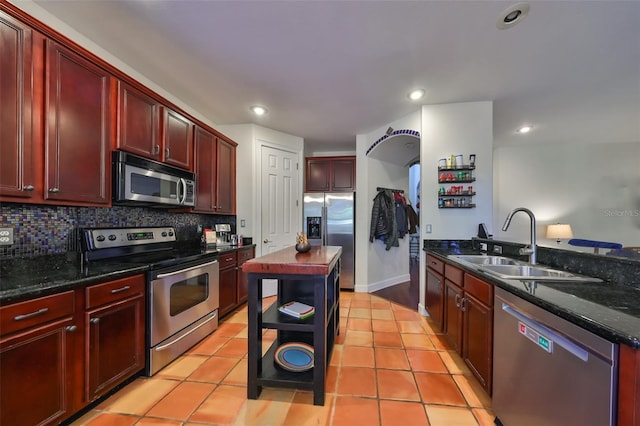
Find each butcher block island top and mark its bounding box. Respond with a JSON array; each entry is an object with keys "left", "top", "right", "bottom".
[{"left": 242, "top": 245, "right": 342, "bottom": 276}]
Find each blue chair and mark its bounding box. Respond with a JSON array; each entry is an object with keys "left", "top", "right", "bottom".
[{"left": 568, "top": 238, "right": 623, "bottom": 254}]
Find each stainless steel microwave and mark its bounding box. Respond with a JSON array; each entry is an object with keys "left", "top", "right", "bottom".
[{"left": 112, "top": 151, "right": 195, "bottom": 207}]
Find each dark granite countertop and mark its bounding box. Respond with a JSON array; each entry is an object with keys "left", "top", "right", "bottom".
[
  {"left": 0, "top": 253, "right": 149, "bottom": 304},
  {"left": 424, "top": 241, "right": 640, "bottom": 349},
  {"left": 0, "top": 244, "right": 254, "bottom": 305}
]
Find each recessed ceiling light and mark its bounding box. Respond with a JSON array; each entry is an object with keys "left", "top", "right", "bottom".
[
  {"left": 517, "top": 125, "right": 532, "bottom": 134},
  {"left": 497, "top": 2, "right": 530, "bottom": 30},
  {"left": 408, "top": 89, "right": 425, "bottom": 101},
  {"left": 250, "top": 105, "right": 268, "bottom": 116}
]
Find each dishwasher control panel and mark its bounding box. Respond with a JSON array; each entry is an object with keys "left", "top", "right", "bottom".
[{"left": 518, "top": 321, "right": 552, "bottom": 353}]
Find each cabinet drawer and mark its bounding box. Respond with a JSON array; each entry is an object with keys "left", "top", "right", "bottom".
[
  {"left": 237, "top": 247, "right": 255, "bottom": 264},
  {"left": 219, "top": 251, "right": 237, "bottom": 269},
  {"left": 0, "top": 291, "right": 75, "bottom": 336},
  {"left": 426, "top": 255, "right": 444, "bottom": 275},
  {"left": 464, "top": 273, "right": 493, "bottom": 306},
  {"left": 86, "top": 275, "right": 145, "bottom": 309},
  {"left": 444, "top": 263, "right": 463, "bottom": 286}
]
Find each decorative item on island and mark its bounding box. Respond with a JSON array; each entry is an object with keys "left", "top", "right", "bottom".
[
  {"left": 295, "top": 232, "right": 312, "bottom": 253},
  {"left": 278, "top": 301, "right": 315, "bottom": 319}
]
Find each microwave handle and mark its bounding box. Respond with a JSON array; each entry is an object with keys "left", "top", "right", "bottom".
[{"left": 178, "top": 178, "right": 187, "bottom": 205}]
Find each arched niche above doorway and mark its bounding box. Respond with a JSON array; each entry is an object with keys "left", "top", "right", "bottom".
[{"left": 366, "top": 129, "right": 420, "bottom": 167}]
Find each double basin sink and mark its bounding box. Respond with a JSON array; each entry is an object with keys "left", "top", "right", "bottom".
[{"left": 448, "top": 255, "right": 602, "bottom": 282}]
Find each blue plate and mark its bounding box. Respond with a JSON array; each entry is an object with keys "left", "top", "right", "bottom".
[{"left": 274, "top": 342, "right": 314, "bottom": 372}]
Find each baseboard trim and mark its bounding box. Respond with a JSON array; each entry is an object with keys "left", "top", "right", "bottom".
[
  {"left": 366, "top": 273, "right": 411, "bottom": 293},
  {"left": 418, "top": 303, "right": 428, "bottom": 317}
]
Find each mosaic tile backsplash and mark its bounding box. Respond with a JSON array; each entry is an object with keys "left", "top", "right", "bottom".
[{"left": 0, "top": 203, "right": 236, "bottom": 259}]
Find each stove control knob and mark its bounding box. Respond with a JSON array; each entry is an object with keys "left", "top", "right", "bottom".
[
  {"left": 96, "top": 235, "right": 105, "bottom": 242},
  {"left": 161, "top": 232, "right": 167, "bottom": 237},
  {"left": 168, "top": 231, "right": 174, "bottom": 236},
  {"left": 108, "top": 234, "right": 117, "bottom": 241}
]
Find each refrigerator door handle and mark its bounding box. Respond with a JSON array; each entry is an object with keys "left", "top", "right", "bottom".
[{"left": 322, "top": 205, "right": 328, "bottom": 245}]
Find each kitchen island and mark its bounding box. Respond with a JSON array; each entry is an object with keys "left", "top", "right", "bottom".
[{"left": 242, "top": 245, "right": 342, "bottom": 406}]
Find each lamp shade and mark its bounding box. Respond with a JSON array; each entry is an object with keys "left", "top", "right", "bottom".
[{"left": 546, "top": 224, "right": 573, "bottom": 242}]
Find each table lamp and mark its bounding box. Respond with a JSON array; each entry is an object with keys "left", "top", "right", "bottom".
[{"left": 546, "top": 223, "right": 573, "bottom": 244}]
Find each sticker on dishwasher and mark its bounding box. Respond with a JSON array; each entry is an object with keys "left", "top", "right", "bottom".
[{"left": 518, "top": 321, "right": 553, "bottom": 353}]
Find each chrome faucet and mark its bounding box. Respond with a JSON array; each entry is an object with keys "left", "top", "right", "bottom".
[{"left": 502, "top": 207, "right": 537, "bottom": 264}]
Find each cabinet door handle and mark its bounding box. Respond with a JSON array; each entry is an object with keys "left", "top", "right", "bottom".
[
  {"left": 110, "top": 285, "right": 131, "bottom": 294},
  {"left": 65, "top": 325, "right": 78, "bottom": 332},
  {"left": 155, "top": 259, "right": 218, "bottom": 279},
  {"left": 154, "top": 144, "right": 160, "bottom": 155},
  {"left": 165, "top": 147, "right": 170, "bottom": 158},
  {"left": 454, "top": 294, "right": 461, "bottom": 308},
  {"left": 14, "top": 307, "right": 49, "bottom": 321},
  {"left": 48, "top": 187, "right": 60, "bottom": 193},
  {"left": 23, "top": 185, "right": 35, "bottom": 191},
  {"left": 460, "top": 297, "right": 468, "bottom": 312},
  {"left": 90, "top": 318, "right": 100, "bottom": 324}
]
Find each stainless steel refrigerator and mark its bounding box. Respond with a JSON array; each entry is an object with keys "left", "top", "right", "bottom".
[{"left": 303, "top": 192, "right": 355, "bottom": 289}]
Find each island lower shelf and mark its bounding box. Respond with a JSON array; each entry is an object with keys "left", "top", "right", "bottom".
[{"left": 256, "top": 339, "right": 317, "bottom": 390}]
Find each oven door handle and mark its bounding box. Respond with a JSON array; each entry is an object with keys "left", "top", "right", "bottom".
[
  {"left": 154, "top": 311, "right": 218, "bottom": 351},
  {"left": 155, "top": 259, "right": 218, "bottom": 279}
]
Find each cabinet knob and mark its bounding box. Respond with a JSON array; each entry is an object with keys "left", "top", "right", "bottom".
[
  {"left": 65, "top": 325, "right": 78, "bottom": 332},
  {"left": 48, "top": 187, "right": 60, "bottom": 193},
  {"left": 90, "top": 318, "right": 100, "bottom": 324},
  {"left": 23, "top": 185, "right": 35, "bottom": 191}
]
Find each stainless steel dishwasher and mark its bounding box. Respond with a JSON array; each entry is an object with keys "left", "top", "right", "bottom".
[{"left": 493, "top": 287, "right": 618, "bottom": 426}]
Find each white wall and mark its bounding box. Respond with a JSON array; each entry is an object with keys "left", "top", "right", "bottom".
[
  {"left": 420, "top": 102, "right": 494, "bottom": 240},
  {"left": 493, "top": 140, "right": 640, "bottom": 251},
  {"left": 418, "top": 102, "right": 493, "bottom": 316}
]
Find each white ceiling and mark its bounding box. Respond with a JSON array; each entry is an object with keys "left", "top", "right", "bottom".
[{"left": 25, "top": 0, "right": 640, "bottom": 152}]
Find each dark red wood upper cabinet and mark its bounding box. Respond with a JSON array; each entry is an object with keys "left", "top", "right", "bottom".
[
  {"left": 162, "top": 107, "right": 193, "bottom": 170},
  {"left": 331, "top": 158, "right": 356, "bottom": 191},
  {"left": 193, "top": 126, "right": 216, "bottom": 213},
  {"left": 116, "top": 81, "right": 161, "bottom": 159},
  {"left": 306, "top": 158, "right": 331, "bottom": 192},
  {"left": 193, "top": 127, "right": 236, "bottom": 214},
  {"left": 0, "top": 11, "right": 36, "bottom": 199},
  {"left": 216, "top": 138, "right": 236, "bottom": 214},
  {"left": 44, "top": 40, "right": 112, "bottom": 205},
  {"left": 117, "top": 85, "right": 193, "bottom": 170},
  {"left": 305, "top": 156, "right": 355, "bottom": 192}
]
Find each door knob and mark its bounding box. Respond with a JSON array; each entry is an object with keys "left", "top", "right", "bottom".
[{"left": 263, "top": 239, "right": 271, "bottom": 244}]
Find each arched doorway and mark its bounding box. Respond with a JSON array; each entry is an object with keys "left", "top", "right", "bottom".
[{"left": 366, "top": 129, "right": 421, "bottom": 309}]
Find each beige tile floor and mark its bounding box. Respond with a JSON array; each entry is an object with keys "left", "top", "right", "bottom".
[{"left": 71, "top": 292, "right": 494, "bottom": 426}]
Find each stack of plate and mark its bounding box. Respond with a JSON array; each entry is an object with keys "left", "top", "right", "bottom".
[{"left": 274, "top": 342, "right": 314, "bottom": 372}]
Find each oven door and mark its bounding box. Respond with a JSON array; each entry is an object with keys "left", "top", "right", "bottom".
[{"left": 149, "top": 258, "right": 219, "bottom": 347}]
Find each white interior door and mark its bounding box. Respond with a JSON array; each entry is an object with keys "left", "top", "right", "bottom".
[{"left": 260, "top": 145, "right": 300, "bottom": 295}]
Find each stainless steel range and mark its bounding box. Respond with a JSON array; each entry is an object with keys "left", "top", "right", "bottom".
[{"left": 81, "top": 226, "right": 219, "bottom": 376}]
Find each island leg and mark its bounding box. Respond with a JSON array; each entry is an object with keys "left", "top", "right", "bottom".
[{"left": 247, "top": 273, "right": 262, "bottom": 400}]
